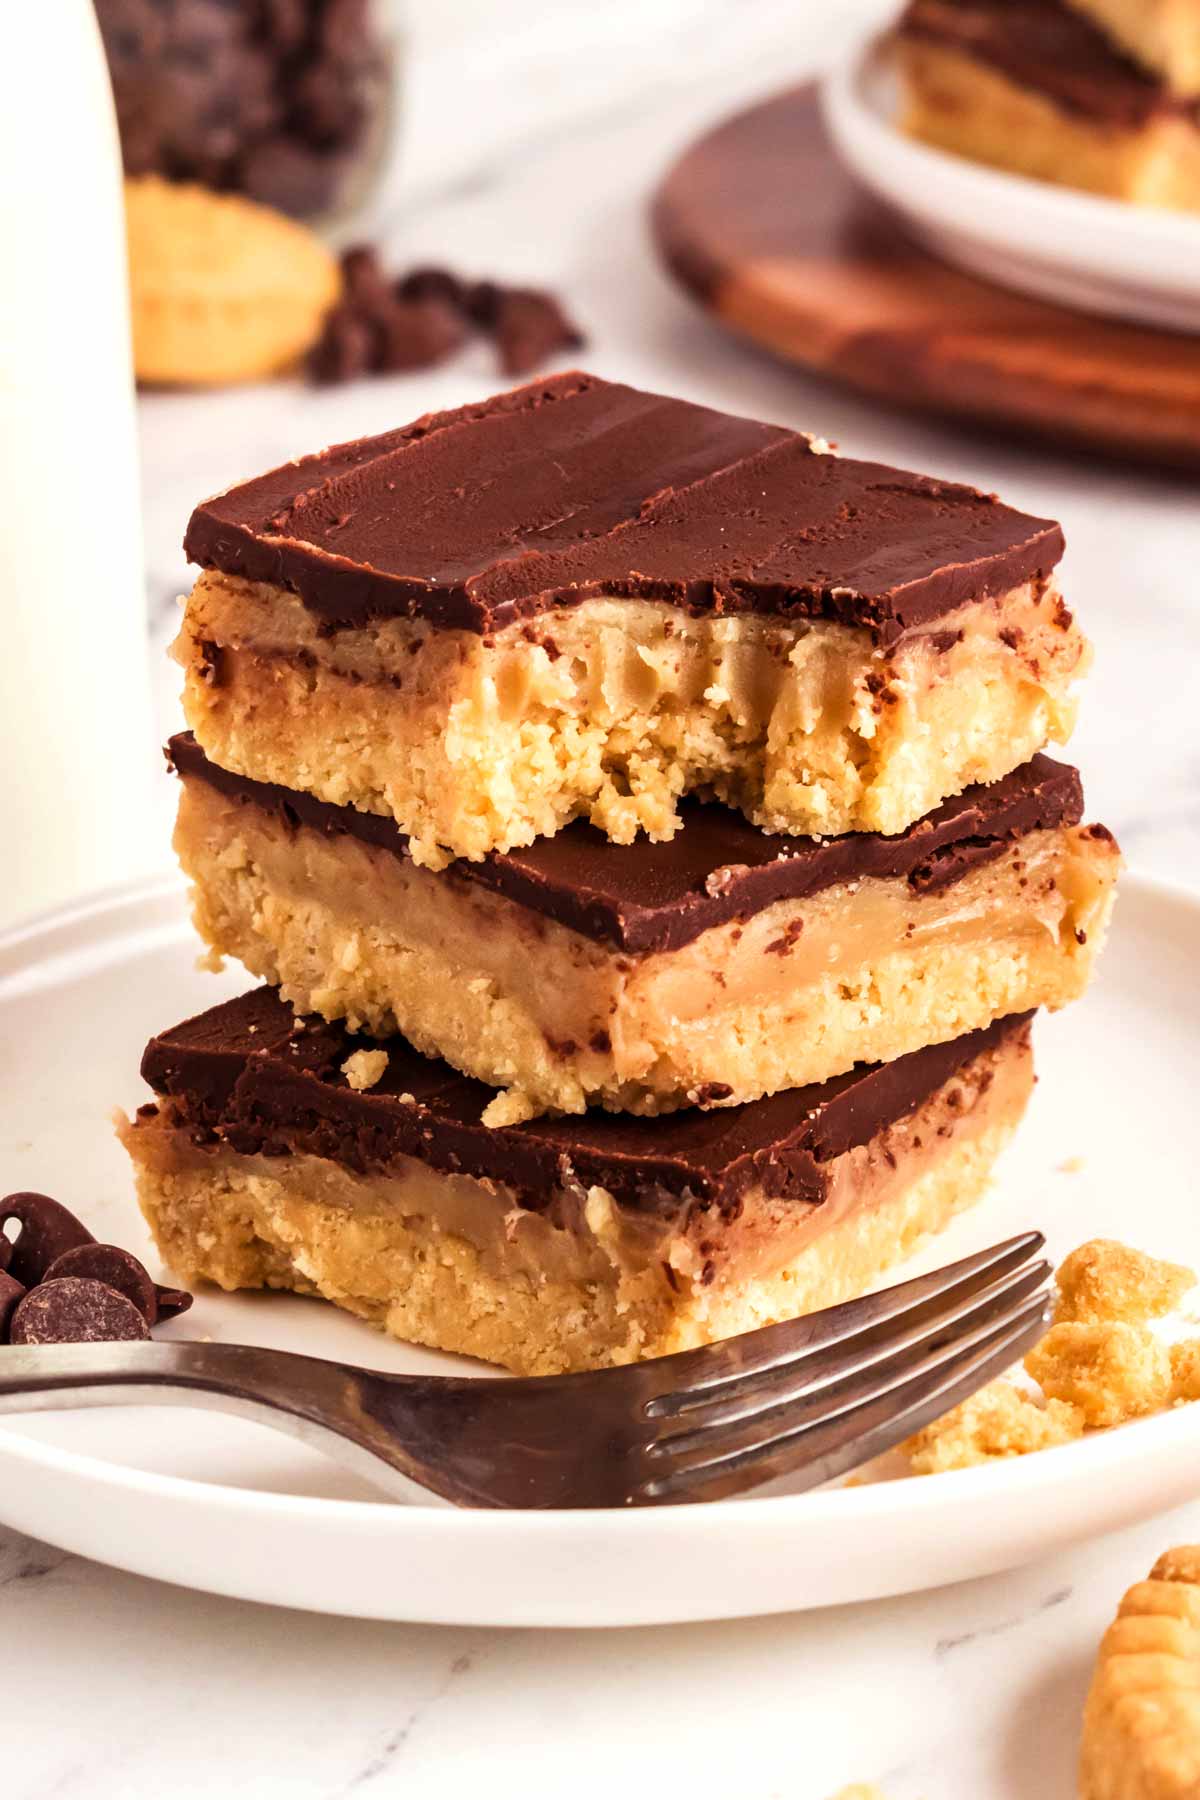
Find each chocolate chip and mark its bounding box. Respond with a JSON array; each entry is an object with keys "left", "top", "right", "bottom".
[
  {"left": 1, "top": 1193, "right": 95, "bottom": 1288},
  {"left": 0, "top": 1272, "right": 26, "bottom": 1342},
  {"left": 395, "top": 266, "right": 466, "bottom": 314},
  {"left": 492, "top": 288, "right": 585, "bottom": 376},
  {"left": 377, "top": 297, "right": 467, "bottom": 373},
  {"left": 340, "top": 243, "right": 393, "bottom": 308},
  {"left": 305, "top": 254, "right": 583, "bottom": 388},
  {"left": 10, "top": 1279, "right": 151, "bottom": 1346},
  {"left": 260, "top": 0, "right": 308, "bottom": 53},
  {"left": 154, "top": 1286, "right": 194, "bottom": 1322},
  {"left": 294, "top": 59, "right": 364, "bottom": 146},
  {"left": 45, "top": 1244, "right": 159, "bottom": 1325},
  {"left": 239, "top": 136, "right": 348, "bottom": 219},
  {"left": 319, "top": 0, "right": 371, "bottom": 60},
  {"left": 464, "top": 279, "right": 502, "bottom": 330},
  {"left": 307, "top": 302, "right": 375, "bottom": 383}
]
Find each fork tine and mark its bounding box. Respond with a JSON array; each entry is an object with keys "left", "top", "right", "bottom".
[
  {"left": 650, "top": 1258, "right": 1051, "bottom": 1453},
  {"left": 644, "top": 1231, "right": 1045, "bottom": 1420},
  {"left": 637, "top": 1290, "right": 1052, "bottom": 1505}
]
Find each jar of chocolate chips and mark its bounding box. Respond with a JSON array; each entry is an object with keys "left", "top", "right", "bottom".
[{"left": 96, "top": 0, "right": 401, "bottom": 224}]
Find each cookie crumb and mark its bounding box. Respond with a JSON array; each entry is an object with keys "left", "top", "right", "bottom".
[
  {"left": 480, "top": 1089, "right": 539, "bottom": 1129},
  {"left": 195, "top": 945, "right": 225, "bottom": 974},
  {"left": 341, "top": 1049, "right": 389, "bottom": 1092},
  {"left": 1054, "top": 1239, "right": 1195, "bottom": 1326},
  {"left": 1170, "top": 1339, "right": 1200, "bottom": 1402},
  {"left": 906, "top": 1378, "right": 1083, "bottom": 1474},
  {"left": 1026, "top": 1322, "right": 1172, "bottom": 1428}
]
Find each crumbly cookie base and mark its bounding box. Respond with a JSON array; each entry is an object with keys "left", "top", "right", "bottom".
[
  {"left": 899, "top": 40, "right": 1200, "bottom": 210},
  {"left": 175, "top": 770, "right": 1117, "bottom": 1114},
  {"left": 120, "top": 1034, "right": 1030, "bottom": 1374},
  {"left": 1069, "top": 0, "right": 1200, "bottom": 97},
  {"left": 176, "top": 571, "right": 1086, "bottom": 864}
]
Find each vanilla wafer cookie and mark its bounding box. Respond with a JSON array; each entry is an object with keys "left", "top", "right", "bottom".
[
  {"left": 1081, "top": 1546, "right": 1200, "bottom": 1799},
  {"left": 125, "top": 176, "right": 340, "bottom": 386}
]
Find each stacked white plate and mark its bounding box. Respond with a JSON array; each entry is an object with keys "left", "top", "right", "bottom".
[{"left": 821, "top": 37, "right": 1200, "bottom": 332}]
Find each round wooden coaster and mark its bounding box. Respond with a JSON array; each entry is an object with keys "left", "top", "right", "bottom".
[{"left": 652, "top": 84, "right": 1200, "bottom": 471}]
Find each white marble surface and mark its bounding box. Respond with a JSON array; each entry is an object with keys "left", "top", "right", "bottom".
[{"left": 8, "top": 1, "right": 1200, "bottom": 1793}]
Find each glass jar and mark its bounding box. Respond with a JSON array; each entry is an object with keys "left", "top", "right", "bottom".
[{"left": 95, "top": 0, "right": 402, "bottom": 226}]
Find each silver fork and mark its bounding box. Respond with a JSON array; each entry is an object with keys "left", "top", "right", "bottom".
[{"left": 0, "top": 1234, "right": 1051, "bottom": 1508}]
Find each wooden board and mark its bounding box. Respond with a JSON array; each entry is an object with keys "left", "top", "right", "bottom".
[{"left": 652, "top": 85, "right": 1200, "bottom": 471}]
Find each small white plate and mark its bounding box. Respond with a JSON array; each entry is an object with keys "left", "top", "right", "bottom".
[
  {"left": 0, "top": 874, "right": 1196, "bottom": 1627},
  {"left": 821, "top": 39, "right": 1200, "bottom": 332}
]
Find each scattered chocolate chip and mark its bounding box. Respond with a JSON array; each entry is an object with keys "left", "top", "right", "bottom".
[
  {"left": 396, "top": 265, "right": 465, "bottom": 310},
  {"left": 307, "top": 254, "right": 586, "bottom": 388},
  {"left": 492, "top": 288, "right": 585, "bottom": 376},
  {"left": 340, "top": 242, "right": 393, "bottom": 308},
  {"left": 464, "top": 279, "right": 502, "bottom": 330},
  {"left": 0, "top": 1190, "right": 192, "bottom": 1344},
  {"left": 45, "top": 1244, "right": 159, "bottom": 1325},
  {"left": 0, "top": 1272, "right": 26, "bottom": 1340},
  {"left": 1, "top": 1193, "right": 95, "bottom": 1288},
  {"left": 10, "top": 1279, "right": 151, "bottom": 1346},
  {"left": 155, "top": 1286, "right": 194, "bottom": 1322},
  {"left": 306, "top": 302, "right": 376, "bottom": 384},
  {"left": 377, "top": 297, "right": 467, "bottom": 373}
]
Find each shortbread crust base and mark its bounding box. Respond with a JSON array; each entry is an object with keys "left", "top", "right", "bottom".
[
  {"left": 120, "top": 1031, "right": 1031, "bottom": 1374},
  {"left": 899, "top": 40, "right": 1200, "bottom": 210},
  {"left": 175, "top": 768, "right": 1117, "bottom": 1114},
  {"left": 177, "top": 571, "right": 1086, "bottom": 864}
]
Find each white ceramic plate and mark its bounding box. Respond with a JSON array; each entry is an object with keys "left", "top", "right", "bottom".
[
  {"left": 0, "top": 874, "right": 1197, "bottom": 1627},
  {"left": 821, "top": 40, "right": 1200, "bottom": 332}
]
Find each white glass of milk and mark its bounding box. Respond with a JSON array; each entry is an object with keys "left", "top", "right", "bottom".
[{"left": 0, "top": 1, "right": 154, "bottom": 929}]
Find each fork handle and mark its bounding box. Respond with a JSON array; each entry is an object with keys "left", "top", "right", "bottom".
[{"left": 0, "top": 1340, "right": 432, "bottom": 1502}]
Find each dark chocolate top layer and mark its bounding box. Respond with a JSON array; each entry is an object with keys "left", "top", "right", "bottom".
[
  {"left": 140, "top": 987, "right": 1032, "bottom": 1215},
  {"left": 900, "top": 0, "right": 1195, "bottom": 126},
  {"left": 184, "top": 371, "right": 1063, "bottom": 644},
  {"left": 170, "top": 733, "right": 1084, "bottom": 953}
]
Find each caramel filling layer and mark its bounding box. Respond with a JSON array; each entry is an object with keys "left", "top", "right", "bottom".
[
  {"left": 122, "top": 1031, "right": 1032, "bottom": 1371},
  {"left": 176, "top": 770, "right": 1117, "bottom": 1112}
]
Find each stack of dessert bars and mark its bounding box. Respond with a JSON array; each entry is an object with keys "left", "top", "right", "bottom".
[
  {"left": 896, "top": 0, "right": 1200, "bottom": 213},
  {"left": 120, "top": 373, "right": 1120, "bottom": 1375}
]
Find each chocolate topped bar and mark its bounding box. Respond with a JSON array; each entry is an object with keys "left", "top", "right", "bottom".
[
  {"left": 140, "top": 987, "right": 1032, "bottom": 1216},
  {"left": 899, "top": 0, "right": 1198, "bottom": 126},
  {"left": 169, "top": 733, "right": 1085, "bottom": 953},
  {"left": 184, "top": 371, "right": 1063, "bottom": 644}
]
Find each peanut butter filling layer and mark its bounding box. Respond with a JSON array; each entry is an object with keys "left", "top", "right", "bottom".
[
  {"left": 175, "top": 766, "right": 1117, "bottom": 1114},
  {"left": 176, "top": 570, "right": 1087, "bottom": 864},
  {"left": 120, "top": 1028, "right": 1031, "bottom": 1374}
]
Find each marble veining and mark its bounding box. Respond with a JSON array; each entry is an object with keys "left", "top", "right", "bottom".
[{"left": 9, "top": 1, "right": 1200, "bottom": 1795}]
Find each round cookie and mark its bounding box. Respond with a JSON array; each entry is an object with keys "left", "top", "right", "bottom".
[
  {"left": 125, "top": 176, "right": 341, "bottom": 385},
  {"left": 1081, "top": 1546, "right": 1200, "bottom": 1799}
]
